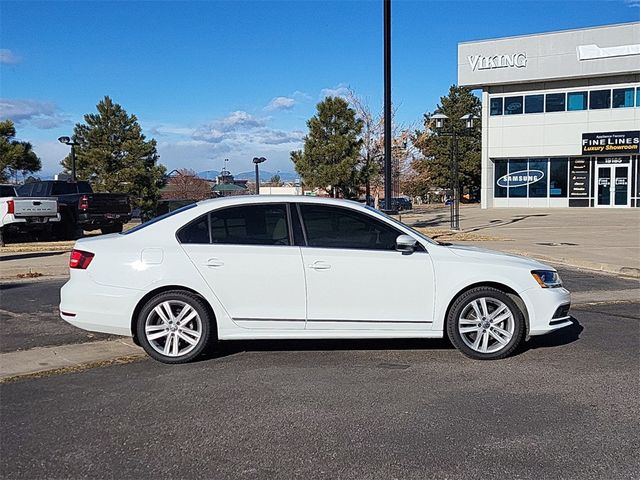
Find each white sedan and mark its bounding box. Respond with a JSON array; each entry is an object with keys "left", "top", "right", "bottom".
[{"left": 60, "top": 196, "right": 572, "bottom": 363}]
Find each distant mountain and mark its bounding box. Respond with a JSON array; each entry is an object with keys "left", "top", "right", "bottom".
[
  {"left": 233, "top": 170, "right": 300, "bottom": 182},
  {"left": 197, "top": 170, "right": 220, "bottom": 180}
]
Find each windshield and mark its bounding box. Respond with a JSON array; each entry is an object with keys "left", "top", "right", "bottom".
[
  {"left": 122, "top": 203, "right": 197, "bottom": 235},
  {"left": 365, "top": 206, "right": 438, "bottom": 245}
]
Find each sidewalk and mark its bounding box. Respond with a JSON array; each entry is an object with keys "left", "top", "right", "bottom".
[
  {"left": 0, "top": 250, "right": 69, "bottom": 279},
  {"left": 403, "top": 206, "right": 640, "bottom": 277},
  {"left": 1, "top": 206, "right": 639, "bottom": 279}
]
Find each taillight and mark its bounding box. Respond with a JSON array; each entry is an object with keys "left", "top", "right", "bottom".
[
  {"left": 69, "top": 249, "right": 94, "bottom": 269},
  {"left": 7, "top": 200, "right": 14, "bottom": 214},
  {"left": 79, "top": 195, "right": 89, "bottom": 211}
]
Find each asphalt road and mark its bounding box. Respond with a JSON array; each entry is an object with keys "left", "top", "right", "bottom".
[
  {"left": 0, "top": 278, "right": 113, "bottom": 352},
  {"left": 1, "top": 268, "right": 639, "bottom": 479},
  {"left": 0, "top": 266, "right": 637, "bottom": 353}
]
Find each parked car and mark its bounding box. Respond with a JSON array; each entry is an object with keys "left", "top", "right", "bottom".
[
  {"left": 0, "top": 184, "right": 60, "bottom": 245},
  {"left": 60, "top": 196, "right": 572, "bottom": 364},
  {"left": 379, "top": 196, "right": 413, "bottom": 211},
  {"left": 18, "top": 180, "right": 131, "bottom": 239}
]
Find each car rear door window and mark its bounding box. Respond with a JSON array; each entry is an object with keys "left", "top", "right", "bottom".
[
  {"left": 209, "top": 204, "right": 290, "bottom": 246},
  {"left": 299, "top": 204, "right": 400, "bottom": 251},
  {"left": 51, "top": 182, "right": 77, "bottom": 195}
]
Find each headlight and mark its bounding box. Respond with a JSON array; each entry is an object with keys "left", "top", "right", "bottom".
[{"left": 531, "top": 270, "right": 562, "bottom": 288}]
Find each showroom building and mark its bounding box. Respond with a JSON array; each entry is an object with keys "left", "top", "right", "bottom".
[{"left": 458, "top": 22, "right": 640, "bottom": 208}]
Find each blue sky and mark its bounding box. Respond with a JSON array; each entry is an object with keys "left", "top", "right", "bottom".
[{"left": 1, "top": 0, "right": 638, "bottom": 177}]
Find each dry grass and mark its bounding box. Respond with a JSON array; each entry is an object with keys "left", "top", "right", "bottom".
[
  {"left": 414, "top": 227, "right": 505, "bottom": 242},
  {"left": 0, "top": 354, "right": 146, "bottom": 384},
  {"left": 0, "top": 223, "right": 137, "bottom": 253}
]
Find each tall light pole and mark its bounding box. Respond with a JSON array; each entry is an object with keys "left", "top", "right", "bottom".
[
  {"left": 383, "top": 0, "right": 394, "bottom": 213},
  {"left": 252, "top": 157, "right": 266, "bottom": 194},
  {"left": 432, "top": 113, "right": 478, "bottom": 231},
  {"left": 58, "top": 136, "right": 79, "bottom": 181}
]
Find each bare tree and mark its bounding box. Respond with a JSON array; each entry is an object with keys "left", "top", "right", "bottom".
[
  {"left": 348, "top": 89, "right": 416, "bottom": 205},
  {"left": 162, "top": 168, "right": 212, "bottom": 201}
]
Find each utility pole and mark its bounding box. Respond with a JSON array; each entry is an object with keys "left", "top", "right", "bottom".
[{"left": 383, "top": 0, "right": 394, "bottom": 213}]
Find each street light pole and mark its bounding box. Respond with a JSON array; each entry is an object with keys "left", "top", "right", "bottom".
[
  {"left": 383, "top": 0, "right": 393, "bottom": 213},
  {"left": 432, "top": 113, "right": 477, "bottom": 231},
  {"left": 58, "top": 136, "right": 79, "bottom": 181},
  {"left": 252, "top": 157, "right": 266, "bottom": 194}
]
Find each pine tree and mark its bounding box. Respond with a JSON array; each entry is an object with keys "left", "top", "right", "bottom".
[
  {"left": 291, "top": 96, "right": 363, "bottom": 198},
  {"left": 0, "top": 120, "right": 41, "bottom": 183},
  {"left": 412, "top": 85, "right": 482, "bottom": 196},
  {"left": 61, "top": 96, "right": 166, "bottom": 216}
]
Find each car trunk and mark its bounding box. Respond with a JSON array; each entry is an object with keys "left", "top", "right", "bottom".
[
  {"left": 85, "top": 194, "right": 130, "bottom": 215},
  {"left": 13, "top": 198, "right": 58, "bottom": 218}
]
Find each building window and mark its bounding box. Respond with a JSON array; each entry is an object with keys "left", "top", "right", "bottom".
[
  {"left": 549, "top": 158, "right": 568, "bottom": 197},
  {"left": 525, "top": 95, "right": 544, "bottom": 113},
  {"left": 528, "top": 159, "right": 548, "bottom": 198},
  {"left": 545, "top": 93, "right": 566, "bottom": 112},
  {"left": 589, "top": 90, "right": 611, "bottom": 109},
  {"left": 612, "top": 88, "right": 635, "bottom": 108},
  {"left": 504, "top": 96, "right": 523, "bottom": 115},
  {"left": 637, "top": 88, "right": 640, "bottom": 107},
  {"left": 494, "top": 160, "right": 507, "bottom": 198},
  {"left": 508, "top": 160, "right": 528, "bottom": 197},
  {"left": 567, "top": 92, "right": 588, "bottom": 111},
  {"left": 490, "top": 98, "right": 503, "bottom": 116}
]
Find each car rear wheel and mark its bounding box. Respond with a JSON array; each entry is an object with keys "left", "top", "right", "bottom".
[
  {"left": 136, "top": 291, "right": 213, "bottom": 364},
  {"left": 446, "top": 287, "right": 525, "bottom": 360},
  {"left": 101, "top": 223, "right": 123, "bottom": 234}
]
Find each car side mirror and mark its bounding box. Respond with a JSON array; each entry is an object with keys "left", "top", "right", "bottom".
[{"left": 395, "top": 234, "right": 417, "bottom": 254}]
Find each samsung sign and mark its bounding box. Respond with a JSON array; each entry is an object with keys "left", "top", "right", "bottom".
[
  {"left": 467, "top": 53, "right": 527, "bottom": 71},
  {"left": 497, "top": 170, "right": 544, "bottom": 188}
]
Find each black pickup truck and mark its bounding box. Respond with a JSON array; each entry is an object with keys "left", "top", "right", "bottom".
[{"left": 18, "top": 180, "right": 131, "bottom": 239}]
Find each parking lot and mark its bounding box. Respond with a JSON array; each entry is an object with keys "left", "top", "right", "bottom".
[{"left": 1, "top": 266, "right": 638, "bottom": 479}]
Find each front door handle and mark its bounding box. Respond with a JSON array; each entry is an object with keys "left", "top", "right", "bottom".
[
  {"left": 206, "top": 258, "right": 224, "bottom": 268},
  {"left": 309, "top": 261, "right": 331, "bottom": 271}
]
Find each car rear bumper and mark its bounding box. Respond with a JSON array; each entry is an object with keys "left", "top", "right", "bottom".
[
  {"left": 522, "top": 286, "right": 573, "bottom": 336},
  {"left": 60, "top": 274, "right": 140, "bottom": 336}
]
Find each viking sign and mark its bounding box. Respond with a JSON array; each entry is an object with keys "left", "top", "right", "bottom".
[
  {"left": 467, "top": 53, "right": 527, "bottom": 71},
  {"left": 497, "top": 169, "right": 544, "bottom": 188}
]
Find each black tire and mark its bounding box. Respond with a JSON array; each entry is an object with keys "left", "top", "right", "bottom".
[
  {"left": 446, "top": 286, "right": 526, "bottom": 360},
  {"left": 101, "top": 223, "right": 123, "bottom": 234},
  {"left": 136, "top": 290, "right": 214, "bottom": 364},
  {"left": 55, "top": 210, "right": 81, "bottom": 240}
]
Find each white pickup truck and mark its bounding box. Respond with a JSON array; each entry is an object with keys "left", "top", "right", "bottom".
[{"left": 0, "top": 184, "right": 60, "bottom": 245}]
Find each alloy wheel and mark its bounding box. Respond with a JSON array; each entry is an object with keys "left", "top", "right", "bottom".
[
  {"left": 458, "top": 297, "right": 515, "bottom": 354},
  {"left": 144, "top": 300, "right": 203, "bottom": 357}
]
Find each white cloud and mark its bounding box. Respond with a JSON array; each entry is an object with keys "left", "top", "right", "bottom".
[
  {"left": 0, "top": 98, "right": 69, "bottom": 129},
  {"left": 31, "top": 140, "right": 72, "bottom": 178},
  {"left": 320, "top": 83, "right": 350, "bottom": 99},
  {"left": 0, "top": 49, "right": 20, "bottom": 65},
  {"left": 146, "top": 110, "right": 304, "bottom": 173},
  {"left": 624, "top": 0, "right": 640, "bottom": 6},
  {"left": 265, "top": 96, "right": 296, "bottom": 111}
]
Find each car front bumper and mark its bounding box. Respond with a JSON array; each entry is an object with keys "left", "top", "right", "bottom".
[{"left": 521, "top": 286, "right": 572, "bottom": 336}]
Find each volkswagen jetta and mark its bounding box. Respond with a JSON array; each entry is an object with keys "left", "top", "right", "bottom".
[{"left": 60, "top": 196, "right": 572, "bottom": 363}]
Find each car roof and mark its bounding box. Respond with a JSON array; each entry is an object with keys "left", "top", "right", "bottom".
[{"left": 196, "top": 195, "right": 364, "bottom": 209}]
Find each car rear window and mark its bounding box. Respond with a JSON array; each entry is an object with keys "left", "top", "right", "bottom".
[
  {"left": 122, "top": 203, "right": 198, "bottom": 235},
  {"left": 0, "top": 185, "right": 16, "bottom": 196}
]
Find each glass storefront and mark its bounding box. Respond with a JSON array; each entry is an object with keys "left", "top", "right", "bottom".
[{"left": 493, "top": 156, "right": 638, "bottom": 207}]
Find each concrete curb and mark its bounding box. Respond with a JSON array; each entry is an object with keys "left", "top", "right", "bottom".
[
  {"left": 0, "top": 338, "right": 144, "bottom": 381},
  {"left": 498, "top": 249, "right": 640, "bottom": 279}
]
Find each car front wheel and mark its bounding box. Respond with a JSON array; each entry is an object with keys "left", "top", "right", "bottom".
[
  {"left": 136, "top": 291, "right": 213, "bottom": 364},
  {"left": 447, "top": 287, "right": 526, "bottom": 360}
]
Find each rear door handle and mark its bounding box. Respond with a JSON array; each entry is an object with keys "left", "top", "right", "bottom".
[
  {"left": 309, "top": 261, "right": 331, "bottom": 271},
  {"left": 206, "top": 258, "right": 224, "bottom": 268}
]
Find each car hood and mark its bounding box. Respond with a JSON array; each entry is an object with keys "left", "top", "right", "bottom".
[{"left": 445, "top": 244, "right": 553, "bottom": 270}]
